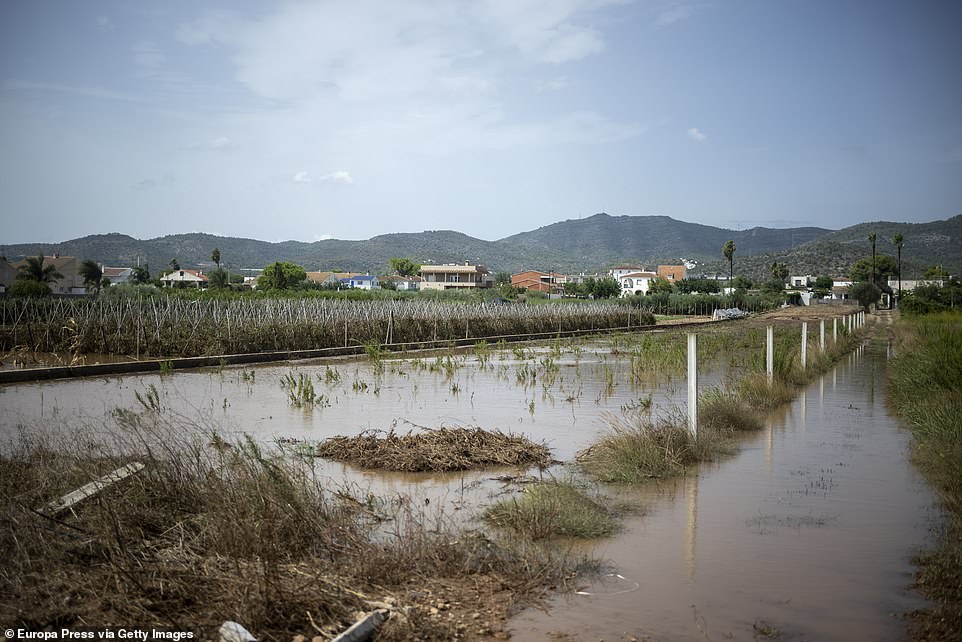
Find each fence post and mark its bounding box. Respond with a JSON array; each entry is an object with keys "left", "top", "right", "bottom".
[
  {"left": 688, "top": 333, "right": 698, "bottom": 439},
  {"left": 833, "top": 317, "right": 837, "bottom": 342},
  {"left": 819, "top": 319, "right": 825, "bottom": 352},
  {"left": 766, "top": 325, "right": 774, "bottom": 384},
  {"left": 801, "top": 322, "right": 808, "bottom": 369}
]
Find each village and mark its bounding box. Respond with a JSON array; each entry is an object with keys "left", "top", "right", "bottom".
[{"left": 1, "top": 252, "right": 944, "bottom": 309}]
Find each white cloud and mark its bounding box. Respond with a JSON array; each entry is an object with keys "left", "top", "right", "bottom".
[
  {"left": 173, "top": 1, "right": 641, "bottom": 179},
  {"left": 320, "top": 171, "right": 354, "bottom": 184},
  {"left": 293, "top": 170, "right": 354, "bottom": 185},
  {"left": 687, "top": 127, "right": 707, "bottom": 142},
  {"left": 177, "top": 1, "right": 616, "bottom": 101}
]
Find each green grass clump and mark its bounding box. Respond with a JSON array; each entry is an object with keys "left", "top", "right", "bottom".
[
  {"left": 698, "top": 388, "right": 764, "bottom": 433},
  {"left": 578, "top": 413, "right": 732, "bottom": 482},
  {"left": 484, "top": 481, "right": 617, "bottom": 540},
  {"left": 887, "top": 311, "right": 962, "bottom": 639},
  {"left": 734, "top": 372, "right": 797, "bottom": 410}
]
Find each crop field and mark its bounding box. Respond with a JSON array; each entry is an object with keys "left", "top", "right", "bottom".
[{"left": 0, "top": 297, "right": 658, "bottom": 358}]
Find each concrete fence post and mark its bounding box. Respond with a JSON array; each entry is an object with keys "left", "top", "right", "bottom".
[
  {"left": 833, "top": 317, "right": 837, "bottom": 342},
  {"left": 801, "top": 322, "right": 808, "bottom": 369},
  {"left": 688, "top": 333, "right": 698, "bottom": 439},
  {"left": 766, "top": 325, "right": 774, "bottom": 384},
  {"left": 819, "top": 319, "right": 825, "bottom": 351}
]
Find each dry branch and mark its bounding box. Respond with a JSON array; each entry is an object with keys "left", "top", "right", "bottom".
[{"left": 315, "top": 427, "right": 553, "bottom": 472}]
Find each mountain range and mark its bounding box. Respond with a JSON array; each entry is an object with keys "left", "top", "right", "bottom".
[{"left": 2, "top": 213, "right": 959, "bottom": 282}]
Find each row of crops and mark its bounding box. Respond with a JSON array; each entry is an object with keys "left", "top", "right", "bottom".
[{"left": 1, "top": 298, "right": 659, "bottom": 358}]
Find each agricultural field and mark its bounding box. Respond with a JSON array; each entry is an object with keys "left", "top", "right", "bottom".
[
  {"left": 0, "top": 297, "right": 658, "bottom": 360},
  {"left": 0, "top": 291, "right": 789, "bottom": 364},
  {"left": 1, "top": 308, "right": 940, "bottom": 641}
]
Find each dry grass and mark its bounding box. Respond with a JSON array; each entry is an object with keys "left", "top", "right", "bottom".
[
  {"left": 0, "top": 416, "right": 584, "bottom": 640},
  {"left": 315, "top": 426, "right": 554, "bottom": 472}
]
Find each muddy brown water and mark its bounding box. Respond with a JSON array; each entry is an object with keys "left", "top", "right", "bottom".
[
  {"left": 0, "top": 337, "right": 936, "bottom": 641},
  {"left": 510, "top": 344, "right": 936, "bottom": 642}
]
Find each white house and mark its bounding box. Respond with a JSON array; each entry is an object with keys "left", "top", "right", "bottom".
[
  {"left": 419, "top": 264, "right": 493, "bottom": 290},
  {"left": 789, "top": 275, "right": 814, "bottom": 289},
  {"left": 619, "top": 271, "right": 658, "bottom": 296},
  {"left": 160, "top": 269, "right": 208, "bottom": 288},
  {"left": 102, "top": 267, "right": 133, "bottom": 286},
  {"left": 340, "top": 274, "right": 379, "bottom": 290},
  {"left": 887, "top": 278, "right": 944, "bottom": 293},
  {"left": 380, "top": 275, "right": 421, "bottom": 291},
  {"left": 609, "top": 265, "right": 645, "bottom": 281}
]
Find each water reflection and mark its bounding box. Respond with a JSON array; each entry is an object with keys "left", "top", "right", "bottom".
[
  {"left": 685, "top": 473, "right": 698, "bottom": 582},
  {"left": 509, "top": 343, "right": 935, "bottom": 642}
]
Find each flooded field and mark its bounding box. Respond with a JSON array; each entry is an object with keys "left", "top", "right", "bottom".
[
  {"left": 511, "top": 344, "right": 936, "bottom": 641},
  {"left": 0, "top": 325, "right": 937, "bottom": 640}
]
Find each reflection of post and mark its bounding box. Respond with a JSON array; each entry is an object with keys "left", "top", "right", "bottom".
[
  {"left": 801, "top": 322, "right": 808, "bottom": 369},
  {"left": 766, "top": 416, "right": 774, "bottom": 478},
  {"left": 819, "top": 319, "right": 825, "bottom": 352},
  {"left": 800, "top": 390, "right": 807, "bottom": 433},
  {"left": 687, "top": 333, "right": 697, "bottom": 438},
  {"left": 685, "top": 473, "right": 698, "bottom": 581},
  {"left": 819, "top": 375, "right": 824, "bottom": 408},
  {"left": 766, "top": 326, "right": 774, "bottom": 384}
]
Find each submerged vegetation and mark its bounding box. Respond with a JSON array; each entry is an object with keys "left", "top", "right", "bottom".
[
  {"left": 315, "top": 426, "right": 554, "bottom": 472},
  {"left": 0, "top": 417, "right": 587, "bottom": 640},
  {"left": 484, "top": 480, "right": 619, "bottom": 540},
  {"left": 888, "top": 311, "right": 962, "bottom": 640},
  {"left": 1, "top": 306, "right": 881, "bottom": 638},
  {"left": 580, "top": 313, "right": 867, "bottom": 482},
  {"left": 578, "top": 412, "right": 732, "bottom": 482}
]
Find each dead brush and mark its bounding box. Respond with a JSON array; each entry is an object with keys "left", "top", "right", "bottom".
[
  {"left": 315, "top": 426, "right": 554, "bottom": 472},
  {"left": 1, "top": 414, "right": 587, "bottom": 640}
]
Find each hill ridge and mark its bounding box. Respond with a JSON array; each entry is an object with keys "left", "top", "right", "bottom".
[{"left": 2, "top": 213, "right": 958, "bottom": 281}]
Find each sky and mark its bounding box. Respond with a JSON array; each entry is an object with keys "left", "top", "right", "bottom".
[{"left": 1, "top": 0, "right": 961, "bottom": 244}]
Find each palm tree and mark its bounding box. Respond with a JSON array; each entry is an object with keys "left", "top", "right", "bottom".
[
  {"left": 892, "top": 234, "right": 903, "bottom": 304},
  {"left": 211, "top": 248, "right": 221, "bottom": 269},
  {"left": 17, "top": 255, "right": 63, "bottom": 284},
  {"left": 770, "top": 261, "right": 789, "bottom": 284},
  {"left": 78, "top": 259, "right": 103, "bottom": 293},
  {"left": 867, "top": 233, "right": 877, "bottom": 286},
  {"left": 722, "top": 240, "right": 735, "bottom": 286}
]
